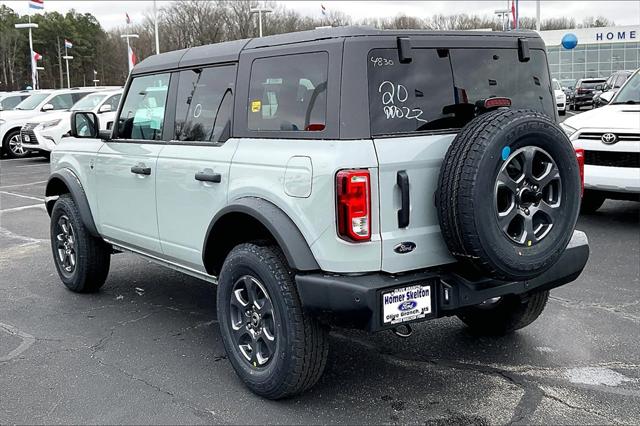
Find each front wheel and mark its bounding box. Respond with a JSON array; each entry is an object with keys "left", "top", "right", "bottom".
[
  {"left": 50, "top": 194, "right": 111, "bottom": 292},
  {"left": 3, "top": 129, "right": 29, "bottom": 159},
  {"left": 217, "top": 243, "right": 328, "bottom": 399},
  {"left": 457, "top": 291, "right": 549, "bottom": 335}
]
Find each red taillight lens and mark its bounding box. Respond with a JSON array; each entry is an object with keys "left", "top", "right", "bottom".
[
  {"left": 575, "top": 148, "right": 585, "bottom": 196},
  {"left": 336, "top": 170, "right": 371, "bottom": 242}
]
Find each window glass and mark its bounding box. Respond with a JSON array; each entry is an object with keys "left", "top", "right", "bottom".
[
  {"left": 248, "top": 52, "right": 328, "bottom": 132},
  {"left": 368, "top": 48, "right": 554, "bottom": 136},
  {"left": 174, "top": 65, "right": 235, "bottom": 143},
  {"left": 614, "top": 74, "right": 627, "bottom": 88},
  {"left": 49, "top": 93, "right": 75, "bottom": 110},
  {"left": 71, "top": 92, "right": 92, "bottom": 104},
  {"left": 0, "top": 95, "right": 26, "bottom": 110},
  {"left": 71, "top": 94, "right": 106, "bottom": 111},
  {"left": 612, "top": 72, "right": 639, "bottom": 104},
  {"left": 105, "top": 94, "right": 122, "bottom": 110},
  {"left": 14, "top": 93, "right": 49, "bottom": 110},
  {"left": 117, "top": 73, "right": 170, "bottom": 140}
]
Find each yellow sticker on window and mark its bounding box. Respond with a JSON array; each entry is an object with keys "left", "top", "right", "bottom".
[{"left": 251, "top": 100, "right": 261, "bottom": 112}]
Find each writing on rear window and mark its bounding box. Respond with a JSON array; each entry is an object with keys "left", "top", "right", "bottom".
[
  {"left": 378, "top": 81, "right": 427, "bottom": 124},
  {"left": 370, "top": 56, "right": 394, "bottom": 67}
]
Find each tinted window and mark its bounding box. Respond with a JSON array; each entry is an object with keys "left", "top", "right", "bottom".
[
  {"left": 71, "top": 92, "right": 92, "bottom": 103},
  {"left": 368, "top": 48, "right": 554, "bottom": 135},
  {"left": 14, "top": 93, "right": 49, "bottom": 110},
  {"left": 105, "top": 94, "right": 122, "bottom": 110},
  {"left": 117, "top": 73, "right": 170, "bottom": 140},
  {"left": 579, "top": 80, "right": 605, "bottom": 89},
  {"left": 0, "top": 95, "right": 27, "bottom": 110},
  {"left": 248, "top": 52, "right": 328, "bottom": 132},
  {"left": 71, "top": 94, "right": 106, "bottom": 111},
  {"left": 174, "top": 65, "right": 235, "bottom": 143},
  {"left": 49, "top": 93, "right": 75, "bottom": 110}
]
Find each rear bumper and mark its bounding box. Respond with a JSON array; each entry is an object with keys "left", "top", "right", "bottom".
[{"left": 296, "top": 230, "right": 589, "bottom": 332}]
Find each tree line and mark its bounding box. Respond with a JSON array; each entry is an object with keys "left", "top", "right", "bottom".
[{"left": 0, "top": 0, "right": 615, "bottom": 91}]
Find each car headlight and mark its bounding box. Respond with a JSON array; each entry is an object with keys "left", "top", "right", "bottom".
[
  {"left": 38, "top": 119, "right": 62, "bottom": 130},
  {"left": 560, "top": 123, "right": 577, "bottom": 136}
]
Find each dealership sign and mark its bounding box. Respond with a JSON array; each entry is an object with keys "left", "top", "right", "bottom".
[
  {"left": 540, "top": 25, "right": 640, "bottom": 47},
  {"left": 595, "top": 30, "right": 637, "bottom": 41}
]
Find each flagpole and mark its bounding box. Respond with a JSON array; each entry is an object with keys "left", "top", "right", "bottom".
[
  {"left": 153, "top": 0, "right": 160, "bottom": 54},
  {"left": 64, "top": 45, "right": 70, "bottom": 88},
  {"left": 28, "top": 15, "right": 36, "bottom": 89}
]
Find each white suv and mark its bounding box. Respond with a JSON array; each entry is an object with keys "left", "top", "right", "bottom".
[
  {"left": 21, "top": 89, "right": 122, "bottom": 159},
  {"left": 561, "top": 69, "right": 640, "bottom": 213},
  {"left": 45, "top": 28, "right": 589, "bottom": 399},
  {"left": 0, "top": 88, "right": 96, "bottom": 158}
]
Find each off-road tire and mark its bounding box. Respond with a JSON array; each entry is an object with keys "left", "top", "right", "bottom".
[
  {"left": 457, "top": 290, "right": 549, "bottom": 335},
  {"left": 50, "top": 194, "right": 110, "bottom": 292},
  {"left": 217, "top": 243, "right": 329, "bottom": 399},
  {"left": 436, "top": 109, "right": 581, "bottom": 281},
  {"left": 580, "top": 190, "right": 606, "bottom": 214}
]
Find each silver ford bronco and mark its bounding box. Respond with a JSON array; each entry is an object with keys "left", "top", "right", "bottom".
[{"left": 46, "top": 27, "right": 589, "bottom": 399}]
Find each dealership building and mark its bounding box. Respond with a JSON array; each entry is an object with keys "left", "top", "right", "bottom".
[{"left": 539, "top": 25, "right": 639, "bottom": 84}]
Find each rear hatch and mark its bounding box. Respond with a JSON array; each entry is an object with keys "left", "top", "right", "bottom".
[
  {"left": 577, "top": 80, "right": 605, "bottom": 98},
  {"left": 367, "top": 43, "right": 556, "bottom": 273}
]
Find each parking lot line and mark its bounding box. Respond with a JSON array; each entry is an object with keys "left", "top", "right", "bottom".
[
  {"left": 0, "top": 191, "right": 45, "bottom": 202},
  {"left": 0, "top": 204, "right": 46, "bottom": 213},
  {"left": 15, "top": 163, "right": 51, "bottom": 169},
  {"left": 0, "top": 180, "right": 47, "bottom": 189}
]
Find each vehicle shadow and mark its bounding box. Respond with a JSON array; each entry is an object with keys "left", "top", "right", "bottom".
[{"left": 578, "top": 200, "right": 640, "bottom": 227}]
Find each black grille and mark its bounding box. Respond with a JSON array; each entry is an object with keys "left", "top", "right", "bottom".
[
  {"left": 585, "top": 151, "right": 640, "bottom": 168},
  {"left": 20, "top": 122, "right": 39, "bottom": 146}
]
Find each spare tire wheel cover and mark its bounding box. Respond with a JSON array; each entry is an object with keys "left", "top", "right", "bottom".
[{"left": 436, "top": 109, "right": 581, "bottom": 281}]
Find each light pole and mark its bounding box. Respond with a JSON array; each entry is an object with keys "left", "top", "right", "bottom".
[
  {"left": 93, "top": 79, "right": 100, "bottom": 87},
  {"left": 62, "top": 55, "right": 73, "bottom": 88},
  {"left": 249, "top": 6, "right": 272, "bottom": 38},
  {"left": 494, "top": 9, "right": 510, "bottom": 31},
  {"left": 120, "top": 33, "right": 139, "bottom": 73},
  {"left": 15, "top": 20, "right": 39, "bottom": 89},
  {"left": 153, "top": 0, "right": 160, "bottom": 54}
]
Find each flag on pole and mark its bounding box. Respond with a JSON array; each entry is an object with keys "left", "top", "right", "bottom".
[
  {"left": 126, "top": 12, "right": 131, "bottom": 24},
  {"left": 64, "top": 39, "right": 73, "bottom": 49},
  {"left": 321, "top": 4, "right": 326, "bottom": 16},
  {"left": 93, "top": 69, "right": 98, "bottom": 76},
  {"left": 128, "top": 44, "right": 137, "bottom": 71},
  {"left": 33, "top": 51, "right": 42, "bottom": 61},
  {"left": 28, "top": 0, "right": 44, "bottom": 10},
  {"left": 511, "top": 0, "right": 518, "bottom": 30}
]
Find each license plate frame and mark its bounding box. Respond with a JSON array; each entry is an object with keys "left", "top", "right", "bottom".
[{"left": 381, "top": 282, "right": 435, "bottom": 326}]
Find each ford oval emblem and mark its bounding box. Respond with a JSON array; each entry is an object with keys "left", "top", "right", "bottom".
[
  {"left": 394, "top": 241, "right": 416, "bottom": 254},
  {"left": 398, "top": 300, "right": 417, "bottom": 311}
]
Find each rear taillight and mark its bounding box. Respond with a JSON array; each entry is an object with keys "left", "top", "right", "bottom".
[
  {"left": 575, "top": 148, "right": 585, "bottom": 196},
  {"left": 484, "top": 97, "right": 512, "bottom": 109},
  {"left": 577, "top": 88, "right": 587, "bottom": 94},
  {"left": 336, "top": 170, "right": 371, "bottom": 242}
]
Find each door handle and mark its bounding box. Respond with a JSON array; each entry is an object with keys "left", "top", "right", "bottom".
[
  {"left": 195, "top": 171, "right": 222, "bottom": 183},
  {"left": 131, "top": 164, "right": 151, "bottom": 175},
  {"left": 397, "top": 170, "right": 410, "bottom": 228}
]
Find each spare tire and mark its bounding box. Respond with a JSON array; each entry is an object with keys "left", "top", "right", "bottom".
[{"left": 436, "top": 109, "right": 581, "bottom": 281}]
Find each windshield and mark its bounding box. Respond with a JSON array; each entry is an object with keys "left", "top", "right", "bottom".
[
  {"left": 552, "top": 79, "right": 561, "bottom": 90},
  {"left": 612, "top": 71, "right": 640, "bottom": 104},
  {"left": 71, "top": 94, "right": 107, "bottom": 111},
  {"left": 368, "top": 48, "right": 554, "bottom": 135},
  {"left": 15, "top": 93, "right": 49, "bottom": 110}
]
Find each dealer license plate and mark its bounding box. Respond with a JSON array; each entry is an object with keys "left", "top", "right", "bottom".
[
  {"left": 382, "top": 284, "right": 432, "bottom": 325},
  {"left": 22, "top": 134, "right": 30, "bottom": 142}
]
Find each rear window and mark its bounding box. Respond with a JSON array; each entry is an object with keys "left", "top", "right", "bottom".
[
  {"left": 579, "top": 80, "right": 605, "bottom": 89},
  {"left": 368, "top": 48, "right": 554, "bottom": 136}
]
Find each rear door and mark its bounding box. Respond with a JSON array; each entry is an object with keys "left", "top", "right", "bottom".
[
  {"left": 367, "top": 43, "right": 555, "bottom": 273},
  {"left": 155, "top": 65, "right": 237, "bottom": 270}
]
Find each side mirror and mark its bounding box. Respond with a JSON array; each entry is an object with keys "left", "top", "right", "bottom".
[
  {"left": 600, "top": 91, "right": 615, "bottom": 104},
  {"left": 98, "top": 104, "right": 112, "bottom": 113},
  {"left": 41, "top": 103, "right": 54, "bottom": 111},
  {"left": 70, "top": 111, "right": 100, "bottom": 138}
]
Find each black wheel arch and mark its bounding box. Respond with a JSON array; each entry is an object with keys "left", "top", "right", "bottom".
[
  {"left": 203, "top": 197, "right": 320, "bottom": 276},
  {"left": 45, "top": 169, "right": 99, "bottom": 237}
]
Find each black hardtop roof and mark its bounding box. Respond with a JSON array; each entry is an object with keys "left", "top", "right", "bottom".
[{"left": 133, "top": 25, "right": 541, "bottom": 75}]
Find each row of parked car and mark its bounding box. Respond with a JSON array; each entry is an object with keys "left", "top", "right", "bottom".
[
  {"left": 0, "top": 87, "right": 122, "bottom": 158},
  {"left": 554, "top": 70, "right": 634, "bottom": 113}
]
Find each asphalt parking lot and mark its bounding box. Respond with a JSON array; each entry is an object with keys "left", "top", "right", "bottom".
[{"left": 1, "top": 119, "right": 639, "bottom": 424}]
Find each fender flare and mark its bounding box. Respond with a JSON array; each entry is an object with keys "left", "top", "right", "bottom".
[
  {"left": 45, "top": 169, "right": 99, "bottom": 237},
  {"left": 203, "top": 197, "right": 320, "bottom": 274}
]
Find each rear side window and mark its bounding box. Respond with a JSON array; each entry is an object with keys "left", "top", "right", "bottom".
[
  {"left": 174, "top": 65, "right": 235, "bottom": 143},
  {"left": 49, "top": 93, "right": 75, "bottom": 110},
  {"left": 117, "top": 73, "right": 170, "bottom": 141},
  {"left": 0, "top": 95, "right": 26, "bottom": 110},
  {"left": 248, "top": 52, "right": 328, "bottom": 132},
  {"left": 368, "top": 48, "right": 554, "bottom": 136}
]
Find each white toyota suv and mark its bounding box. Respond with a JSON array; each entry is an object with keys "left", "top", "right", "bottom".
[
  {"left": 21, "top": 89, "right": 122, "bottom": 159},
  {"left": 561, "top": 69, "right": 640, "bottom": 213}
]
